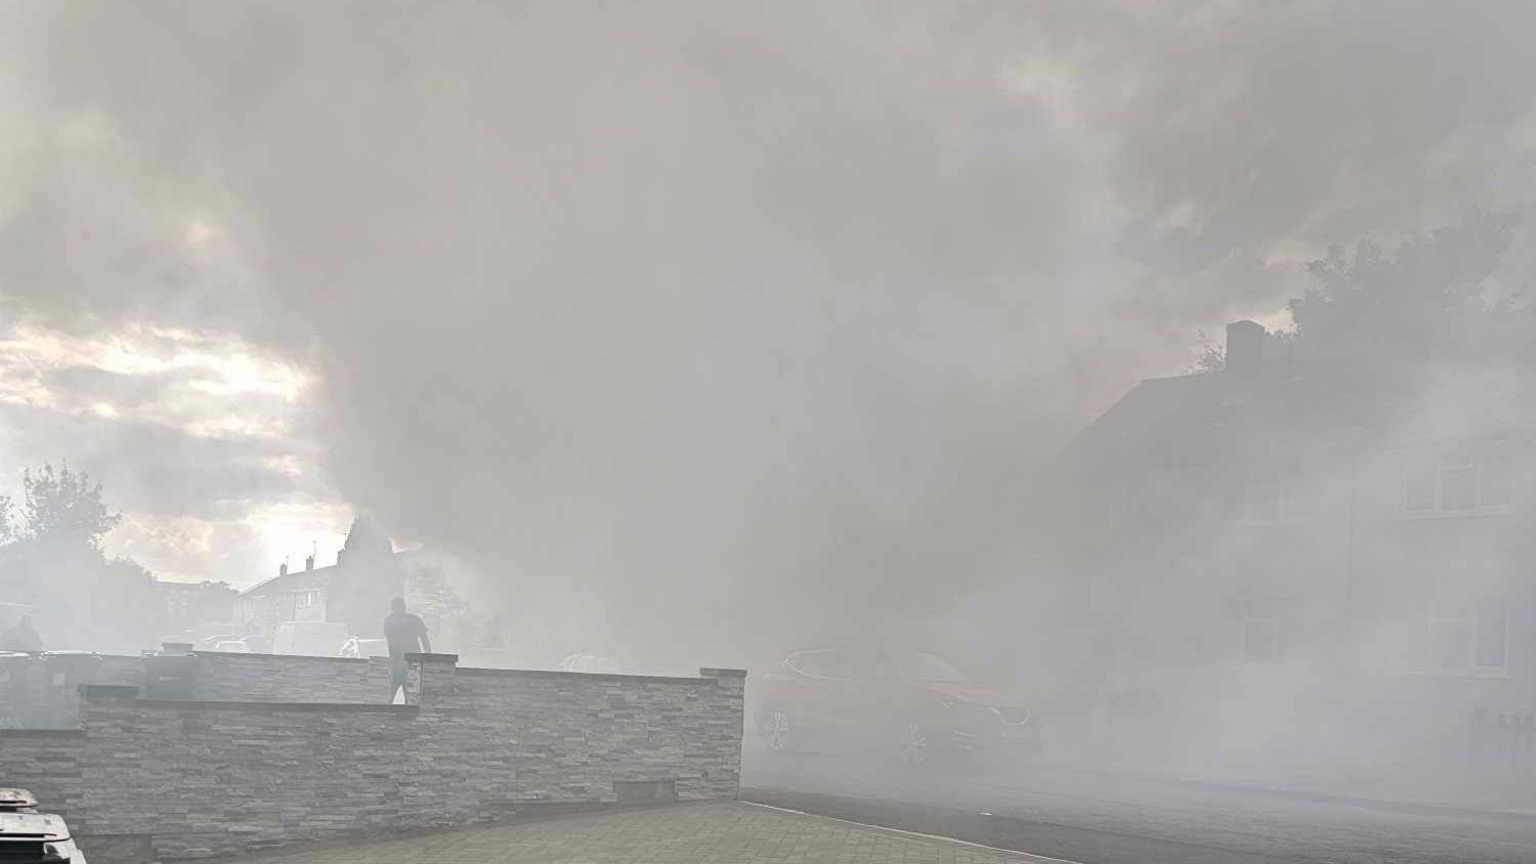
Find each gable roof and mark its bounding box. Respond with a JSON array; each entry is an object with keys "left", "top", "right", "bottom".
[
  {"left": 1065, "top": 373, "right": 1221, "bottom": 462},
  {"left": 238, "top": 548, "right": 424, "bottom": 599},
  {"left": 239, "top": 565, "right": 335, "bottom": 599}
]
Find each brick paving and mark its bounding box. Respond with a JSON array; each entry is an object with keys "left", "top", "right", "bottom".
[{"left": 209, "top": 800, "right": 1059, "bottom": 863}]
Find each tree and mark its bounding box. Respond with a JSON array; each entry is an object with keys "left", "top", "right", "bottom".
[
  {"left": 0, "top": 462, "right": 154, "bottom": 652},
  {"left": 1288, "top": 211, "right": 1530, "bottom": 368},
  {"left": 1188, "top": 330, "right": 1226, "bottom": 373},
  {"left": 19, "top": 462, "right": 121, "bottom": 549}
]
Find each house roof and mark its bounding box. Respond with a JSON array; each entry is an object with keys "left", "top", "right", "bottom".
[
  {"left": 240, "top": 565, "right": 335, "bottom": 598},
  {"left": 1064, "top": 372, "right": 1223, "bottom": 465},
  {"left": 238, "top": 548, "right": 421, "bottom": 599},
  {"left": 1066, "top": 355, "right": 1536, "bottom": 479}
]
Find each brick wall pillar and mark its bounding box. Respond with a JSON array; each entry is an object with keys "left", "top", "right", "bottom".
[
  {"left": 404, "top": 653, "right": 459, "bottom": 705},
  {"left": 698, "top": 667, "right": 747, "bottom": 689},
  {"left": 695, "top": 668, "right": 746, "bottom": 799}
]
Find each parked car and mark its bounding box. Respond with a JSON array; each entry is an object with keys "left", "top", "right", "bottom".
[
  {"left": 192, "top": 634, "right": 236, "bottom": 651},
  {"left": 0, "top": 808, "right": 86, "bottom": 862},
  {"left": 338, "top": 637, "right": 390, "bottom": 659},
  {"left": 752, "top": 647, "right": 1041, "bottom": 767},
  {"left": 0, "top": 788, "right": 37, "bottom": 813},
  {"left": 556, "top": 653, "right": 625, "bottom": 675},
  {"left": 211, "top": 639, "right": 251, "bottom": 653},
  {"left": 273, "top": 621, "right": 349, "bottom": 657}
]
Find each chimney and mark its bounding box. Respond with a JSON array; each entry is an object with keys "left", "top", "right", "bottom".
[
  {"left": 305, "top": 554, "right": 315, "bottom": 571},
  {"left": 279, "top": 560, "right": 289, "bottom": 578},
  {"left": 1226, "top": 320, "right": 1265, "bottom": 378},
  {"left": 336, "top": 548, "right": 346, "bottom": 567}
]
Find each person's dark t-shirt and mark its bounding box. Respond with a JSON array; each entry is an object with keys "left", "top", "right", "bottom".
[{"left": 383, "top": 612, "right": 427, "bottom": 657}]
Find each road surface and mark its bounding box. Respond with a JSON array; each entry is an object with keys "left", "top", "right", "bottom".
[{"left": 743, "top": 751, "right": 1536, "bottom": 864}]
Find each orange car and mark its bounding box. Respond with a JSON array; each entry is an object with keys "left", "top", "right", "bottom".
[{"left": 753, "top": 648, "right": 1040, "bottom": 766}]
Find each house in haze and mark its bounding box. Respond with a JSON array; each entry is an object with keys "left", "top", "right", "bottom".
[
  {"left": 1055, "top": 320, "right": 1536, "bottom": 768},
  {"left": 153, "top": 579, "right": 238, "bottom": 635},
  {"left": 235, "top": 515, "right": 417, "bottom": 647}
]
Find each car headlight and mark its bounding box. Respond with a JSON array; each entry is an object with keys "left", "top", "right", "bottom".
[{"left": 42, "top": 838, "right": 80, "bottom": 862}]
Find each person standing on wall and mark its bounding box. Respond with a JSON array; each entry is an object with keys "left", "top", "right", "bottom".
[
  {"left": 382, "top": 597, "right": 431, "bottom": 701},
  {"left": 1, "top": 615, "right": 43, "bottom": 652}
]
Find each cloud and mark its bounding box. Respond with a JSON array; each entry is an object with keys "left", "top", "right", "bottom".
[
  {"left": 0, "top": 319, "right": 311, "bottom": 441},
  {"left": 0, "top": 319, "right": 337, "bottom": 585}
]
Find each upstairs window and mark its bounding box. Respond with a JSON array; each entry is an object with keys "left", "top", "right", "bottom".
[
  {"left": 1404, "top": 450, "right": 1514, "bottom": 514},
  {"left": 1231, "top": 455, "right": 1316, "bottom": 524},
  {"left": 294, "top": 589, "right": 327, "bottom": 621}
]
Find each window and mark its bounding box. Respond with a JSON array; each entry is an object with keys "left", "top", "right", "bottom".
[
  {"left": 1403, "top": 450, "right": 1514, "bottom": 514},
  {"left": 1240, "top": 597, "right": 1281, "bottom": 663},
  {"left": 1279, "top": 455, "right": 1317, "bottom": 517},
  {"left": 1405, "top": 460, "right": 1436, "bottom": 511},
  {"left": 1246, "top": 472, "right": 1281, "bottom": 523},
  {"left": 293, "top": 589, "right": 326, "bottom": 622},
  {"left": 1439, "top": 453, "right": 1476, "bottom": 511},
  {"left": 1415, "top": 599, "right": 1507, "bottom": 674},
  {"left": 1474, "top": 601, "right": 1508, "bottom": 668},
  {"left": 1428, "top": 609, "right": 1472, "bottom": 668},
  {"left": 1233, "top": 456, "right": 1314, "bottom": 523},
  {"left": 1480, "top": 452, "right": 1513, "bottom": 507}
]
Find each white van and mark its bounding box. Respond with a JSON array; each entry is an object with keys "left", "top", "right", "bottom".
[{"left": 272, "top": 621, "right": 350, "bottom": 657}]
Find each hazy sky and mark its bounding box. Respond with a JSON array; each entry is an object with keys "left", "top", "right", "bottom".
[{"left": 2, "top": 1, "right": 1535, "bottom": 660}]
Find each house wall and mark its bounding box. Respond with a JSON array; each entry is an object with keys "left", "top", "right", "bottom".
[
  {"left": 234, "top": 593, "right": 294, "bottom": 639},
  {"left": 0, "top": 656, "right": 746, "bottom": 863},
  {"left": 1076, "top": 425, "right": 1536, "bottom": 774}
]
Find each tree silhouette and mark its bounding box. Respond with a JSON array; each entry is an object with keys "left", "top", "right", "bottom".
[
  {"left": 1289, "top": 211, "right": 1529, "bottom": 368},
  {"left": 19, "top": 462, "right": 121, "bottom": 549}
]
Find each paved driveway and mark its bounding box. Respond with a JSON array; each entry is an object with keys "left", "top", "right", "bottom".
[{"left": 211, "top": 801, "right": 1060, "bottom": 864}]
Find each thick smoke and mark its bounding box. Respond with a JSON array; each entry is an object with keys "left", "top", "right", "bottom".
[{"left": 4, "top": 1, "right": 1536, "bottom": 671}]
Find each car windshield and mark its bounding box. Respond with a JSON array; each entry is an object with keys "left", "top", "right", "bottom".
[{"left": 898, "top": 652, "right": 969, "bottom": 683}]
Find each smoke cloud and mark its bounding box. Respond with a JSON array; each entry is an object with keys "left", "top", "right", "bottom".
[{"left": 4, "top": 1, "right": 1536, "bottom": 671}]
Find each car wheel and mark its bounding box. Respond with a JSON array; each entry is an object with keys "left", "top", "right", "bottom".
[
  {"left": 761, "top": 708, "right": 794, "bottom": 753},
  {"left": 898, "top": 721, "right": 932, "bottom": 768}
]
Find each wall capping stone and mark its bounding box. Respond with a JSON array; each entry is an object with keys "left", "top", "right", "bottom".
[
  {"left": 0, "top": 729, "right": 87, "bottom": 739},
  {"left": 455, "top": 666, "right": 715, "bottom": 685},
  {"left": 404, "top": 652, "right": 460, "bottom": 663},
  {"left": 78, "top": 684, "right": 141, "bottom": 698},
  {"left": 129, "top": 699, "right": 421, "bottom": 714},
  {"left": 698, "top": 668, "right": 748, "bottom": 678},
  {"left": 192, "top": 650, "right": 370, "bottom": 664}
]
